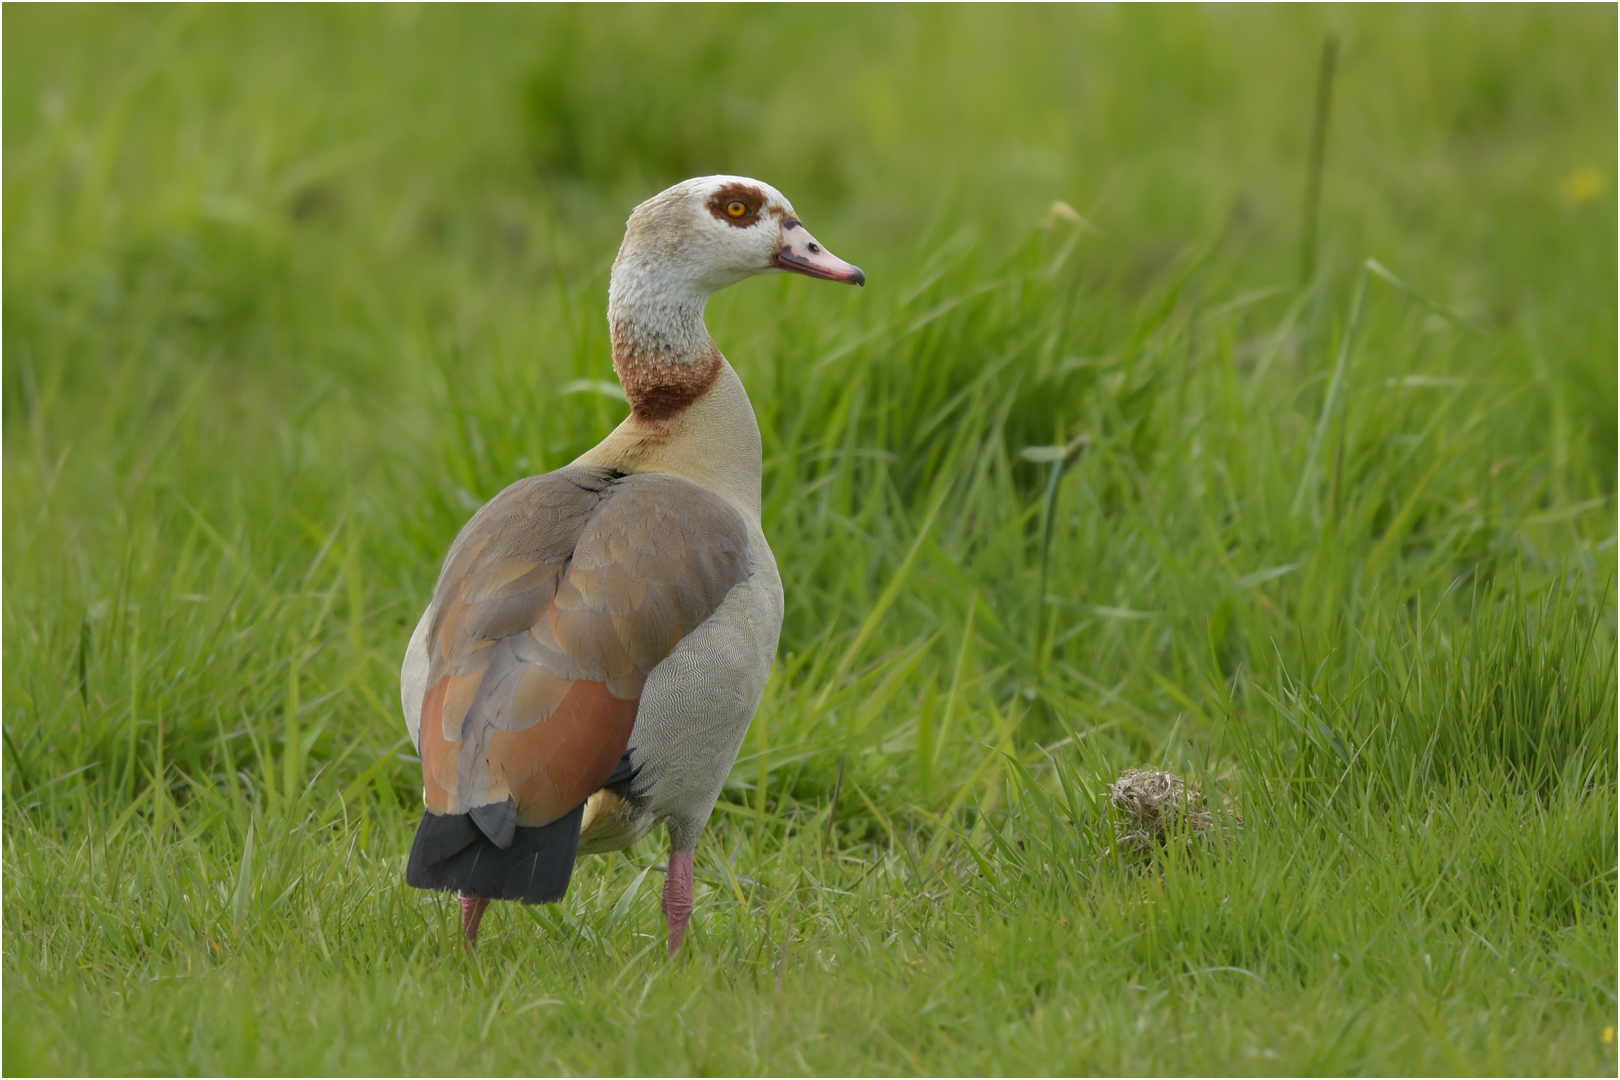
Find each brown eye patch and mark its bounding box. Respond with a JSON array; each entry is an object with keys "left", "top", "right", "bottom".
[{"left": 706, "top": 182, "right": 766, "bottom": 227}]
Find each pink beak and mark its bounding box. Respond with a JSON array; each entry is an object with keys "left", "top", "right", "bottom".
[{"left": 774, "top": 220, "right": 864, "bottom": 285}]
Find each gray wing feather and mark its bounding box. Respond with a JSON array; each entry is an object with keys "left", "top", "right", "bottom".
[{"left": 413, "top": 463, "right": 753, "bottom": 823}]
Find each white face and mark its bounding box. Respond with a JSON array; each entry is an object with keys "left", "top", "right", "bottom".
[{"left": 618, "top": 175, "right": 864, "bottom": 296}]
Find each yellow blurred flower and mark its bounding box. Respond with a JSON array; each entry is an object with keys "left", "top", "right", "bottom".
[{"left": 1560, "top": 166, "right": 1603, "bottom": 206}]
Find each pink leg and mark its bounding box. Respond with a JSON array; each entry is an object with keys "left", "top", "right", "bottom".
[
  {"left": 459, "top": 892, "right": 491, "bottom": 945},
  {"left": 661, "top": 849, "right": 695, "bottom": 955}
]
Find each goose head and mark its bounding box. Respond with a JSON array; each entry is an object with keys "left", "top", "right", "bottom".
[{"left": 609, "top": 175, "right": 864, "bottom": 311}]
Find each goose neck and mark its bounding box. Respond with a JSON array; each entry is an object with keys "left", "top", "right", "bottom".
[{"left": 608, "top": 267, "right": 721, "bottom": 421}]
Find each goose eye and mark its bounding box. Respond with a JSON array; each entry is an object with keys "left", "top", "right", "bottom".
[{"left": 725, "top": 200, "right": 748, "bottom": 218}]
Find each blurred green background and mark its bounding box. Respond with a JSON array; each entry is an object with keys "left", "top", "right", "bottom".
[{"left": 4, "top": 5, "right": 1615, "bottom": 1075}]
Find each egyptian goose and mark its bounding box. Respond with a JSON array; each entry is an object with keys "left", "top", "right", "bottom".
[{"left": 399, "top": 176, "right": 863, "bottom": 953}]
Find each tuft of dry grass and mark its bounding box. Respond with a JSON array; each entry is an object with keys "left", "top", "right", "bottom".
[{"left": 1108, "top": 768, "right": 1236, "bottom": 854}]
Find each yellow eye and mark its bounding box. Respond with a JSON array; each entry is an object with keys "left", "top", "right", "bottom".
[{"left": 726, "top": 200, "right": 748, "bottom": 218}]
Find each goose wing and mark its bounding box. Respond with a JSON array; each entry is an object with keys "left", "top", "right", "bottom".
[{"left": 415, "top": 464, "right": 751, "bottom": 845}]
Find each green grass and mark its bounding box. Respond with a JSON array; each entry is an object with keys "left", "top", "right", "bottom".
[{"left": 3, "top": 5, "right": 1616, "bottom": 1075}]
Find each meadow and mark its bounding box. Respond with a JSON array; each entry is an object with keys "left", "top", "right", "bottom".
[{"left": 3, "top": 5, "right": 1616, "bottom": 1074}]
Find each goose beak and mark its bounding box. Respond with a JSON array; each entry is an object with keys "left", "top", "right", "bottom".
[{"left": 774, "top": 220, "right": 865, "bottom": 286}]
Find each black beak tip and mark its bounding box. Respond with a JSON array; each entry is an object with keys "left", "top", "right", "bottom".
[{"left": 852, "top": 267, "right": 866, "bottom": 287}]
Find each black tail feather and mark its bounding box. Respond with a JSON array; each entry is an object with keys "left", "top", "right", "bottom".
[
  {"left": 604, "top": 747, "right": 641, "bottom": 792},
  {"left": 406, "top": 802, "right": 584, "bottom": 903}
]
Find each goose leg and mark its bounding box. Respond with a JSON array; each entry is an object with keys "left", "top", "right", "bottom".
[
  {"left": 661, "top": 848, "right": 695, "bottom": 955},
  {"left": 459, "top": 891, "right": 491, "bottom": 945}
]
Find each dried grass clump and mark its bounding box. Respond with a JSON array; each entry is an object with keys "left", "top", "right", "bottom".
[{"left": 1108, "top": 767, "right": 1236, "bottom": 855}]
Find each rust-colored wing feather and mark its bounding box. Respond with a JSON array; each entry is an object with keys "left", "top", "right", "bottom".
[{"left": 418, "top": 465, "right": 750, "bottom": 838}]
